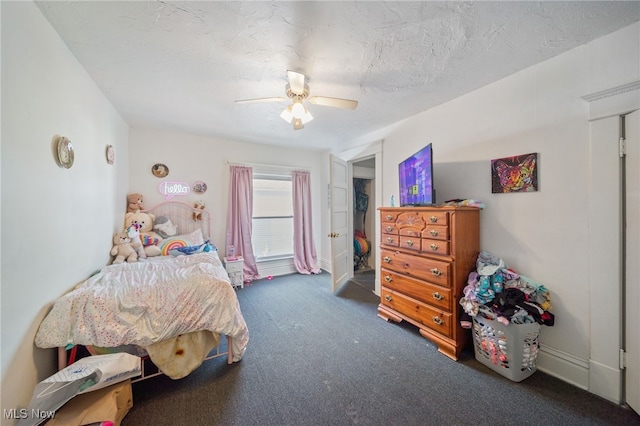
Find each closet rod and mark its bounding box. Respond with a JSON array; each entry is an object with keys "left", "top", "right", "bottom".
[{"left": 225, "top": 160, "right": 310, "bottom": 172}]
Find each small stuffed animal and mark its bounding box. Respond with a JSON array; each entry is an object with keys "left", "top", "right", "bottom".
[
  {"left": 110, "top": 231, "right": 138, "bottom": 264},
  {"left": 126, "top": 223, "right": 147, "bottom": 259},
  {"left": 153, "top": 216, "right": 177, "bottom": 239},
  {"left": 124, "top": 210, "right": 162, "bottom": 257},
  {"left": 127, "top": 193, "right": 144, "bottom": 213},
  {"left": 193, "top": 200, "right": 205, "bottom": 221}
]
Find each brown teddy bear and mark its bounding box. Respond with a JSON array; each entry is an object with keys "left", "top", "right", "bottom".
[
  {"left": 124, "top": 210, "right": 162, "bottom": 257},
  {"left": 127, "top": 193, "right": 144, "bottom": 213},
  {"left": 110, "top": 231, "right": 138, "bottom": 264}
]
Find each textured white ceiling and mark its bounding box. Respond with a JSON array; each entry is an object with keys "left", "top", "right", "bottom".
[{"left": 35, "top": 1, "right": 640, "bottom": 151}]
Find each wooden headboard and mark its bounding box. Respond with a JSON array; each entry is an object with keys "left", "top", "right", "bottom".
[{"left": 143, "top": 201, "right": 211, "bottom": 240}]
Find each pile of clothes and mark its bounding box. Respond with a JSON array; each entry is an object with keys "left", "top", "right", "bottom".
[
  {"left": 442, "top": 198, "right": 486, "bottom": 209},
  {"left": 460, "top": 251, "right": 555, "bottom": 328}
]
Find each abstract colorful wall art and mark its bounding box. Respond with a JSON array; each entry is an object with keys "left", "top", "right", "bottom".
[{"left": 491, "top": 153, "right": 538, "bottom": 193}]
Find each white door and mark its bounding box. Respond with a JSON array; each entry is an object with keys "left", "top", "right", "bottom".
[
  {"left": 625, "top": 109, "right": 640, "bottom": 414},
  {"left": 330, "top": 155, "right": 351, "bottom": 292}
]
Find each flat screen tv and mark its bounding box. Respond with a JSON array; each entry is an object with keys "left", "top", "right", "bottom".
[{"left": 398, "top": 143, "right": 435, "bottom": 206}]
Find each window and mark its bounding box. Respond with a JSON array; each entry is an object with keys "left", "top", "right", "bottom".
[{"left": 252, "top": 174, "right": 293, "bottom": 260}]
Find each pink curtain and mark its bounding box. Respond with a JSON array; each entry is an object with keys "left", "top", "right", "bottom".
[
  {"left": 292, "top": 170, "right": 321, "bottom": 274},
  {"left": 226, "top": 165, "right": 260, "bottom": 282}
]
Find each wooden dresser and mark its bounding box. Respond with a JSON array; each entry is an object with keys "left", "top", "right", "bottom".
[{"left": 378, "top": 207, "right": 480, "bottom": 360}]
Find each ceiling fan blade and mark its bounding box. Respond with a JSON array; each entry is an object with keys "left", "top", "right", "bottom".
[
  {"left": 235, "top": 97, "right": 287, "bottom": 104},
  {"left": 308, "top": 96, "right": 358, "bottom": 110},
  {"left": 287, "top": 70, "right": 306, "bottom": 95}
]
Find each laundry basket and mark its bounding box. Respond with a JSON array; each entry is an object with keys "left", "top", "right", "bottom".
[{"left": 472, "top": 315, "right": 541, "bottom": 382}]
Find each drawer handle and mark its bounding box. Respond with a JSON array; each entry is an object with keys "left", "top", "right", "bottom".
[
  {"left": 430, "top": 268, "right": 442, "bottom": 276},
  {"left": 429, "top": 216, "right": 438, "bottom": 223},
  {"left": 383, "top": 256, "right": 392, "bottom": 263},
  {"left": 406, "top": 240, "right": 414, "bottom": 247},
  {"left": 385, "top": 294, "right": 393, "bottom": 302},
  {"left": 386, "top": 237, "right": 394, "bottom": 243},
  {"left": 386, "top": 214, "right": 393, "bottom": 220},
  {"left": 386, "top": 226, "right": 393, "bottom": 232},
  {"left": 430, "top": 229, "right": 439, "bottom": 237},
  {"left": 432, "top": 292, "right": 444, "bottom": 301},
  {"left": 433, "top": 317, "right": 444, "bottom": 325},
  {"left": 429, "top": 243, "right": 439, "bottom": 251},
  {"left": 384, "top": 275, "right": 392, "bottom": 283}
]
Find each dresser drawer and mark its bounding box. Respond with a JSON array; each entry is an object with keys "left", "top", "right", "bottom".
[
  {"left": 396, "top": 211, "right": 426, "bottom": 230},
  {"left": 421, "top": 238, "right": 450, "bottom": 256},
  {"left": 380, "top": 248, "right": 451, "bottom": 287},
  {"left": 381, "top": 268, "right": 452, "bottom": 311},
  {"left": 420, "top": 211, "right": 448, "bottom": 225},
  {"left": 422, "top": 224, "right": 449, "bottom": 241},
  {"left": 399, "top": 235, "right": 421, "bottom": 252},
  {"left": 381, "top": 234, "right": 400, "bottom": 247},
  {"left": 400, "top": 228, "right": 422, "bottom": 238},
  {"left": 382, "top": 223, "right": 399, "bottom": 234},
  {"left": 381, "top": 211, "right": 400, "bottom": 222},
  {"left": 381, "top": 288, "right": 452, "bottom": 338}
]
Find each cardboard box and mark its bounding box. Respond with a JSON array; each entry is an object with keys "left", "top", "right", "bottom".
[{"left": 46, "top": 380, "right": 133, "bottom": 426}]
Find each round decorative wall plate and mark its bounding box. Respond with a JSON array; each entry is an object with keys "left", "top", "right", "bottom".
[
  {"left": 106, "top": 144, "right": 115, "bottom": 165},
  {"left": 193, "top": 181, "right": 208, "bottom": 193},
  {"left": 152, "top": 163, "right": 169, "bottom": 178},
  {"left": 55, "top": 136, "right": 74, "bottom": 168}
]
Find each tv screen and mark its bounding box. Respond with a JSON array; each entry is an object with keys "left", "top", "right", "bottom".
[{"left": 398, "top": 143, "right": 435, "bottom": 206}]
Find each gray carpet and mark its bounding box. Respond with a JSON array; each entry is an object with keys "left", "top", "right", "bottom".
[
  {"left": 122, "top": 272, "right": 639, "bottom": 426},
  {"left": 351, "top": 268, "right": 375, "bottom": 292}
]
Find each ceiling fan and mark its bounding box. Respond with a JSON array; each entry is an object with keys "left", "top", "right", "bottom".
[{"left": 235, "top": 70, "right": 358, "bottom": 130}]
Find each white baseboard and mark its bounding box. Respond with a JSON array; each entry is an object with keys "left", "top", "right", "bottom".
[
  {"left": 588, "top": 359, "right": 623, "bottom": 404},
  {"left": 256, "top": 258, "right": 296, "bottom": 277},
  {"left": 537, "top": 345, "right": 623, "bottom": 403},
  {"left": 536, "top": 344, "right": 622, "bottom": 404},
  {"left": 319, "top": 258, "right": 331, "bottom": 273},
  {"left": 537, "top": 344, "right": 589, "bottom": 391}
]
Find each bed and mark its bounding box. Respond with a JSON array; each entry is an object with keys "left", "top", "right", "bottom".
[{"left": 34, "top": 201, "right": 249, "bottom": 381}]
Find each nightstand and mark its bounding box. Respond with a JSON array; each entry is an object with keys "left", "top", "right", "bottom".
[{"left": 223, "top": 256, "right": 244, "bottom": 289}]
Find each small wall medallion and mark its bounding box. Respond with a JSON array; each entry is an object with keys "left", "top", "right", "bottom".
[
  {"left": 193, "top": 181, "right": 208, "bottom": 193},
  {"left": 152, "top": 163, "right": 169, "bottom": 178},
  {"left": 54, "top": 135, "right": 74, "bottom": 169},
  {"left": 106, "top": 145, "right": 115, "bottom": 165}
]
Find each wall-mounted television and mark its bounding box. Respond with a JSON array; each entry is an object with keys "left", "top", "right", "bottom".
[{"left": 398, "top": 143, "right": 435, "bottom": 206}]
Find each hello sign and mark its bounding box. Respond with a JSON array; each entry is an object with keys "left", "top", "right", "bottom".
[{"left": 159, "top": 181, "right": 191, "bottom": 200}]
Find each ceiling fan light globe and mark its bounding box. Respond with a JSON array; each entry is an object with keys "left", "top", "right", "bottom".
[
  {"left": 291, "top": 100, "right": 305, "bottom": 119},
  {"left": 292, "top": 118, "right": 304, "bottom": 130},
  {"left": 280, "top": 106, "right": 293, "bottom": 123},
  {"left": 301, "top": 110, "right": 313, "bottom": 124}
]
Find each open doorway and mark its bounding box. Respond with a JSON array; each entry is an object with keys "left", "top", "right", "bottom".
[
  {"left": 351, "top": 157, "right": 376, "bottom": 293},
  {"left": 332, "top": 141, "right": 382, "bottom": 295}
]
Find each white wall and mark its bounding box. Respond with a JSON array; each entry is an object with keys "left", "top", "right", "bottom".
[
  {"left": 1, "top": 1, "right": 129, "bottom": 417},
  {"left": 128, "top": 126, "right": 325, "bottom": 271},
  {"left": 345, "top": 22, "right": 640, "bottom": 399}
]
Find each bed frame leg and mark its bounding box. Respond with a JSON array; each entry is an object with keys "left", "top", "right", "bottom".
[{"left": 227, "top": 336, "right": 233, "bottom": 364}]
